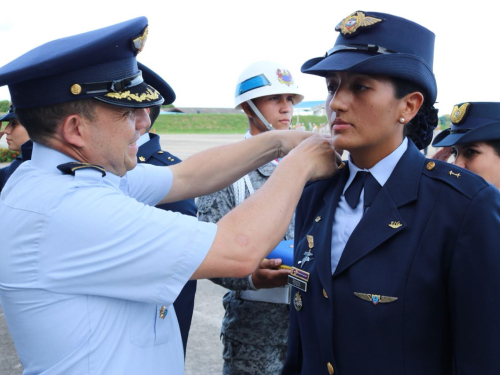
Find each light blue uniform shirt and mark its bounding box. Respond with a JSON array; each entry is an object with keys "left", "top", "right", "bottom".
[
  {"left": 0, "top": 143, "right": 217, "bottom": 374},
  {"left": 330, "top": 138, "right": 408, "bottom": 273}
]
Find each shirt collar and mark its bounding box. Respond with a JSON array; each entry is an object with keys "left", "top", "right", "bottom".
[
  {"left": 344, "top": 137, "right": 408, "bottom": 193},
  {"left": 136, "top": 132, "right": 150, "bottom": 148}
]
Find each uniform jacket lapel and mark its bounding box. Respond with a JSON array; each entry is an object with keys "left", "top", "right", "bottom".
[
  {"left": 333, "top": 142, "right": 425, "bottom": 278},
  {"left": 314, "top": 168, "right": 349, "bottom": 296}
]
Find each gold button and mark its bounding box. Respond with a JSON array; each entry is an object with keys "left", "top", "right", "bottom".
[
  {"left": 159, "top": 306, "right": 167, "bottom": 319},
  {"left": 426, "top": 161, "right": 435, "bottom": 171},
  {"left": 70, "top": 84, "right": 82, "bottom": 95},
  {"left": 338, "top": 162, "right": 345, "bottom": 170},
  {"left": 323, "top": 288, "right": 328, "bottom": 298},
  {"left": 158, "top": 151, "right": 164, "bottom": 154},
  {"left": 327, "top": 362, "right": 334, "bottom": 374}
]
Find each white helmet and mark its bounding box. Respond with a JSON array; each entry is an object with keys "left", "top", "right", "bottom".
[{"left": 234, "top": 61, "right": 304, "bottom": 130}]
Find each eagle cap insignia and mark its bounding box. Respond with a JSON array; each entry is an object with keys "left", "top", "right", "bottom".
[
  {"left": 132, "top": 26, "right": 149, "bottom": 55},
  {"left": 451, "top": 103, "right": 471, "bottom": 125},
  {"left": 335, "top": 11, "right": 384, "bottom": 37},
  {"left": 276, "top": 69, "right": 294, "bottom": 86}
]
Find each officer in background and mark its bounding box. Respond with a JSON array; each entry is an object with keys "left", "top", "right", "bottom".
[
  {"left": 135, "top": 62, "right": 197, "bottom": 355},
  {"left": 0, "top": 105, "right": 32, "bottom": 191},
  {"left": 0, "top": 17, "right": 339, "bottom": 374},
  {"left": 198, "top": 61, "right": 303, "bottom": 375},
  {"left": 432, "top": 102, "right": 500, "bottom": 190}
]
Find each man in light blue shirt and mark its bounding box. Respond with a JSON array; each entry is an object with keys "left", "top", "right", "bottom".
[{"left": 0, "top": 17, "right": 339, "bottom": 374}]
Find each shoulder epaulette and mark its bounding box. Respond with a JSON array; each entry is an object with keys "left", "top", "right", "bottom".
[
  {"left": 57, "top": 162, "right": 106, "bottom": 177},
  {"left": 421, "top": 159, "right": 488, "bottom": 199}
]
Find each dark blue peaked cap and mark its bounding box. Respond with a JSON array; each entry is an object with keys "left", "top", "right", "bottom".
[
  {"left": 432, "top": 102, "right": 500, "bottom": 147},
  {"left": 0, "top": 17, "right": 164, "bottom": 109},
  {"left": 302, "top": 11, "right": 437, "bottom": 104}
]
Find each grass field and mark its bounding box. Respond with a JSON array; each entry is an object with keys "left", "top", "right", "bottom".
[{"left": 151, "top": 113, "right": 328, "bottom": 133}]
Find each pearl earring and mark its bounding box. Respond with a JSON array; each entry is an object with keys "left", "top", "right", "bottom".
[{"left": 399, "top": 117, "right": 405, "bottom": 124}]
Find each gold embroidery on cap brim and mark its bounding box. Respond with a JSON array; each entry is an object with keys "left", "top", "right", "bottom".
[{"left": 105, "top": 87, "right": 160, "bottom": 102}]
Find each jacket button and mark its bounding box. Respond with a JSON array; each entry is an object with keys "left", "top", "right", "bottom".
[
  {"left": 426, "top": 161, "right": 435, "bottom": 170},
  {"left": 323, "top": 288, "right": 328, "bottom": 298},
  {"left": 327, "top": 362, "right": 334, "bottom": 374}
]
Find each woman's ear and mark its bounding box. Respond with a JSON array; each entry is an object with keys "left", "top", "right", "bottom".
[{"left": 401, "top": 91, "right": 424, "bottom": 122}]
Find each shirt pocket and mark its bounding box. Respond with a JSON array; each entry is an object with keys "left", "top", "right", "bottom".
[{"left": 128, "top": 301, "right": 169, "bottom": 347}]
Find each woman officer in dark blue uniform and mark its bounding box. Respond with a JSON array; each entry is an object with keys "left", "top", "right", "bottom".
[{"left": 283, "top": 11, "right": 500, "bottom": 375}]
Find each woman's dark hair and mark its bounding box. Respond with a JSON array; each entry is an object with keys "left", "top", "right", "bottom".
[
  {"left": 485, "top": 140, "right": 500, "bottom": 158},
  {"left": 391, "top": 77, "right": 438, "bottom": 150},
  {"left": 15, "top": 98, "right": 97, "bottom": 146}
]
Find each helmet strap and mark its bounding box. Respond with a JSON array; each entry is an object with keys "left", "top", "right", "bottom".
[{"left": 247, "top": 100, "right": 275, "bottom": 131}]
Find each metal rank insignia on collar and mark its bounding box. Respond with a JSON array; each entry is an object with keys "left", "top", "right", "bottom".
[
  {"left": 335, "top": 11, "right": 384, "bottom": 37},
  {"left": 293, "top": 291, "right": 303, "bottom": 311},
  {"left": 139, "top": 156, "right": 146, "bottom": 162},
  {"left": 354, "top": 292, "right": 398, "bottom": 305},
  {"left": 298, "top": 235, "right": 314, "bottom": 268},
  {"left": 288, "top": 267, "right": 310, "bottom": 292}
]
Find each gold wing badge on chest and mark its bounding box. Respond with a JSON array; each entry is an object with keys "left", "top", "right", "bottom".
[{"left": 354, "top": 292, "right": 398, "bottom": 305}]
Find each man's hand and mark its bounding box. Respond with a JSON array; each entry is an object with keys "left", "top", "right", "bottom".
[
  {"left": 285, "top": 134, "right": 343, "bottom": 182},
  {"left": 251, "top": 258, "right": 291, "bottom": 289}
]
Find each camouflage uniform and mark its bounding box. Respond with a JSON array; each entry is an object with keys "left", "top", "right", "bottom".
[{"left": 197, "top": 162, "right": 294, "bottom": 375}]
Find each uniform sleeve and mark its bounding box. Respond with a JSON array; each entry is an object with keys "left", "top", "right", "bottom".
[
  {"left": 125, "top": 163, "right": 172, "bottom": 206},
  {"left": 449, "top": 184, "right": 500, "bottom": 373},
  {"left": 197, "top": 186, "right": 253, "bottom": 291}
]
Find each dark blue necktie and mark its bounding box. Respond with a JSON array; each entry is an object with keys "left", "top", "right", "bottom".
[{"left": 345, "top": 171, "right": 381, "bottom": 209}]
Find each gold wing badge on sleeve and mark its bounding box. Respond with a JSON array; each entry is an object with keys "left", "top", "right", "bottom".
[{"left": 354, "top": 292, "right": 398, "bottom": 305}]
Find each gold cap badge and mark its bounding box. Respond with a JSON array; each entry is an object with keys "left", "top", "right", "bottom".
[
  {"left": 451, "top": 103, "right": 471, "bottom": 125},
  {"left": 335, "top": 11, "right": 384, "bottom": 36},
  {"left": 132, "top": 26, "right": 148, "bottom": 55}
]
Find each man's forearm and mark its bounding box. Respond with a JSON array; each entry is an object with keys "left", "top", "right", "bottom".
[{"left": 162, "top": 131, "right": 307, "bottom": 203}]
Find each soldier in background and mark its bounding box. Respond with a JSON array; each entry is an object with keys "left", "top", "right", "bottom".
[{"left": 198, "top": 61, "right": 303, "bottom": 375}]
